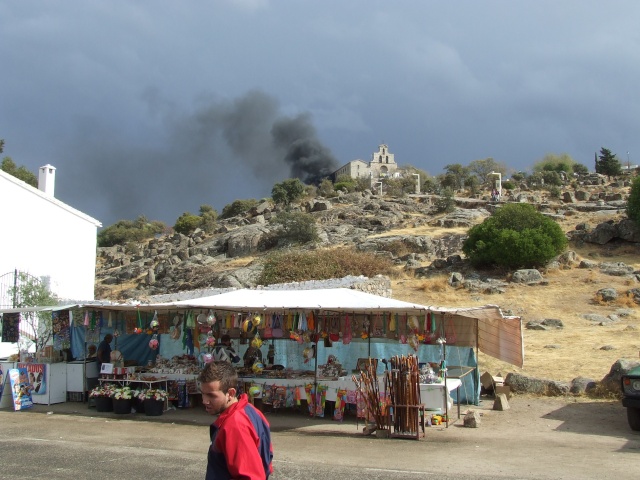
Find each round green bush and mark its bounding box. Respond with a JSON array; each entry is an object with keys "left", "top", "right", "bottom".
[
  {"left": 627, "top": 175, "right": 640, "bottom": 226},
  {"left": 462, "top": 203, "right": 567, "bottom": 269}
]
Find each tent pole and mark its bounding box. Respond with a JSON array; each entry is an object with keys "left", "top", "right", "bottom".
[
  {"left": 367, "top": 314, "right": 371, "bottom": 358},
  {"left": 475, "top": 319, "right": 480, "bottom": 406},
  {"left": 313, "top": 311, "right": 319, "bottom": 418}
]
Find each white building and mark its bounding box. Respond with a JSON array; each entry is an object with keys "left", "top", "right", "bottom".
[
  {"left": 332, "top": 143, "right": 399, "bottom": 182},
  {"left": 0, "top": 165, "right": 102, "bottom": 304}
]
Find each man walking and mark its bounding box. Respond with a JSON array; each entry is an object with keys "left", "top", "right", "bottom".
[{"left": 198, "top": 361, "right": 273, "bottom": 479}]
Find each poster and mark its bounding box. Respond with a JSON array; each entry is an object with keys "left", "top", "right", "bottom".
[
  {"left": 9, "top": 368, "right": 33, "bottom": 410},
  {"left": 17, "top": 363, "right": 46, "bottom": 395}
]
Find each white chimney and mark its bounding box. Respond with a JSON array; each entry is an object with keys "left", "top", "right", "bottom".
[{"left": 38, "top": 164, "right": 56, "bottom": 196}]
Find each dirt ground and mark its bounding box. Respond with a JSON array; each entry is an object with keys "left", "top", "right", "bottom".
[
  {"left": 389, "top": 209, "right": 640, "bottom": 384},
  {"left": 8, "top": 393, "right": 640, "bottom": 479}
]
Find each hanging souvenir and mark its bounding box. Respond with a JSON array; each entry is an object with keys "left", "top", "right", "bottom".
[
  {"left": 150, "top": 310, "right": 159, "bottom": 329},
  {"left": 196, "top": 310, "right": 207, "bottom": 325},
  {"left": 186, "top": 311, "right": 196, "bottom": 329},
  {"left": 149, "top": 333, "right": 159, "bottom": 350},
  {"left": 408, "top": 333, "right": 419, "bottom": 351},
  {"left": 108, "top": 311, "right": 113, "bottom": 328},
  {"left": 272, "top": 314, "right": 283, "bottom": 338},
  {"left": 170, "top": 314, "right": 182, "bottom": 340},
  {"left": 302, "top": 346, "right": 315, "bottom": 363},
  {"left": 251, "top": 332, "right": 263, "bottom": 349},
  {"left": 252, "top": 361, "right": 264, "bottom": 374},
  {"left": 207, "top": 310, "right": 216, "bottom": 326},
  {"left": 342, "top": 314, "right": 352, "bottom": 345},
  {"left": 205, "top": 331, "right": 216, "bottom": 349}
]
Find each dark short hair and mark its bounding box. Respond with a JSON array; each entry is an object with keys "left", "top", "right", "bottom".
[
  {"left": 198, "top": 361, "right": 237, "bottom": 393},
  {"left": 220, "top": 334, "right": 231, "bottom": 344},
  {"left": 104, "top": 334, "right": 113, "bottom": 342}
]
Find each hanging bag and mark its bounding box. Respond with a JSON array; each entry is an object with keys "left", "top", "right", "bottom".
[
  {"left": 445, "top": 313, "right": 457, "bottom": 344},
  {"left": 263, "top": 313, "right": 274, "bottom": 339},
  {"left": 272, "top": 314, "right": 283, "bottom": 338},
  {"left": 342, "top": 314, "right": 352, "bottom": 345}
]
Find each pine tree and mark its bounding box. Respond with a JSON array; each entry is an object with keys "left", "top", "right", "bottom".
[{"left": 597, "top": 147, "right": 622, "bottom": 177}]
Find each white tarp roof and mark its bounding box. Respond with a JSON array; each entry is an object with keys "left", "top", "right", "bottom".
[
  {"left": 0, "top": 288, "right": 523, "bottom": 367},
  {"left": 167, "top": 288, "right": 430, "bottom": 314}
]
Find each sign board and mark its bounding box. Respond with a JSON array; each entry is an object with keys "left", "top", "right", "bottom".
[
  {"left": 100, "top": 363, "right": 114, "bottom": 374},
  {"left": 17, "top": 363, "right": 47, "bottom": 395},
  {"left": 0, "top": 364, "right": 4, "bottom": 406},
  {"left": 8, "top": 368, "right": 33, "bottom": 411}
]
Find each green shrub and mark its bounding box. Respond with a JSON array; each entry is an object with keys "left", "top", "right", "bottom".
[
  {"left": 174, "top": 212, "right": 202, "bottom": 235},
  {"left": 627, "top": 175, "right": 640, "bottom": 226},
  {"left": 271, "top": 178, "right": 306, "bottom": 206},
  {"left": 317, "top": 178, "right": 336, "bottom": 197},
  {"left": 502, "top": 181, "right": 515, "bottom": 190},
  {"left": 220, "top": 199, "right": 259, "bottom": 219},
  {"left": 462, "top": 203, "right": 567, "bottom": 269},
  {"left": 271, "top": 212, "right": 319, "bottom": 246},
  {"left": 334, "top": 181, "right": 356, "bottom": 192},
  {"left": 548, "top": 186, "right": 561, "bottom": 198},
  {"left": 257, "top": 248, "right": 396, "bottom": 285},
  {"left": 199, "top": 205, "right": 218, "bottom": 233},
  {"left": 97, "top": 216, "right": 166, "bottom": 247},
  {"left": 434, "top": 187, "right": 455, "bottom": 213}
]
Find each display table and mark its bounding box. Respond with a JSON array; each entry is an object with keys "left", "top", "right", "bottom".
[
  {"left": 98, "top": 376, "right": 169, "bottom": 392},
  {"left": 239, "top": 376, "right": 462, "bottom": 415},
  {"left": 420, "top": 378, "right": 462, "bottom": 417}
]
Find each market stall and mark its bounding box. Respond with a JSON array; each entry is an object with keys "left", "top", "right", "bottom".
[{"left": 1, "top": 288, "right": 524, "bottom": 418}]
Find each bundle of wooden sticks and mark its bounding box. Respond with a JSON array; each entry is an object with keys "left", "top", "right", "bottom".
[
  {"left": 387, "top": 354, "right": 421, "bottom": 435},
  {"left": 352, "top": 358, "right": 386, "bottom": 430}
]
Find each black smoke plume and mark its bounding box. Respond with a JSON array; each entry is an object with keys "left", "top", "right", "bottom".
[{"left": 60, "top": 90, "right": 338, "bottom": 226}]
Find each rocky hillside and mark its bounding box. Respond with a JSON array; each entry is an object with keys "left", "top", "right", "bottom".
[
  {"left": 96, "top": 176, "right": 637, "bottom": 302},
  {"left": 95, "top": 176, "right": 640, "bottom": 384}
]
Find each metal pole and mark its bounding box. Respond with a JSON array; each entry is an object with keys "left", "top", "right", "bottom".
[{"left": 12, "top": 269, "right": 18, "bottom": 308}]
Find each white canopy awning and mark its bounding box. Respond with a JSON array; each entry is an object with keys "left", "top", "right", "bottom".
[{"left": 0, "top": 288, "right": 524, "bottom": 367}]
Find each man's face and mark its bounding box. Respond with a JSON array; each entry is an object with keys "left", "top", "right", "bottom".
[{"left": 200, "top": 380, "right": 235, "bottom": 416}]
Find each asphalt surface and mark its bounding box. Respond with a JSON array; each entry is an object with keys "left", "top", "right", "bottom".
[{"left": 1, "top": 397, "right": 639, "bottom": 479}]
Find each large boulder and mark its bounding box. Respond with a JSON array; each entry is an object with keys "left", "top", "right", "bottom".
[
  {"left": 616, "top": 218, "right": 640, "bottom": 242},
  {"left": 599, "top": 359, "right": 640, "bottom": 394},
  {"left": 511, "top": 269, "right": 544, "bottom": 284},
  {"left": 584, "top": 221, "right": 618, "bottom": 245},
  {"left": 504, "top": 373, "right": 570, "bottom": 396}
]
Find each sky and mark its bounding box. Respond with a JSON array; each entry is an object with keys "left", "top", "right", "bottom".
[{"left": 1, "top": 0, "right": 639, "bottom": 227}]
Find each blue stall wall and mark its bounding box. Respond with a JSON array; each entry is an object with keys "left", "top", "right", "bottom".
[
  {"left": 71, "top": 324, "right": 156, "bottom": 367},
  {"left": 73, "top": 327, "right": 478, "bottom": 404}
]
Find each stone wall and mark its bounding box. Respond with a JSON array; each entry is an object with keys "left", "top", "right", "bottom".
[{"left": 146, "top": 274, "right": 392, "bottom": 303}]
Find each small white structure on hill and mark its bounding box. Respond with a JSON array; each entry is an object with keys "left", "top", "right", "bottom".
[{"left": 332, "top": 143, "right": 399, "bottom": 182}]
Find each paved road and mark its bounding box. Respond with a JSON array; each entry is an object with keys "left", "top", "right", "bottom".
[{"left": 1, "top": 397, "right": 639, "bottom": 479}]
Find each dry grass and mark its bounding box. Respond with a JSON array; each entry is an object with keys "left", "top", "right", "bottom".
[{"left": 391, "top": 255, "right": 640, "bottom": 384}]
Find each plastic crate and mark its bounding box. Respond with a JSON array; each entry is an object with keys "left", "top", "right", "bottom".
[{"left": 67, "top": 391, "right": 84, "bottom": 402}]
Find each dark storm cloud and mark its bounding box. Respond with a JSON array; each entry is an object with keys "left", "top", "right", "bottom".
[
  {"left": 60, "top": 90, "right": 336, "bottom": 226},
  {"left": 2, "top": 1, "right": 640, "bottom": 227}
]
